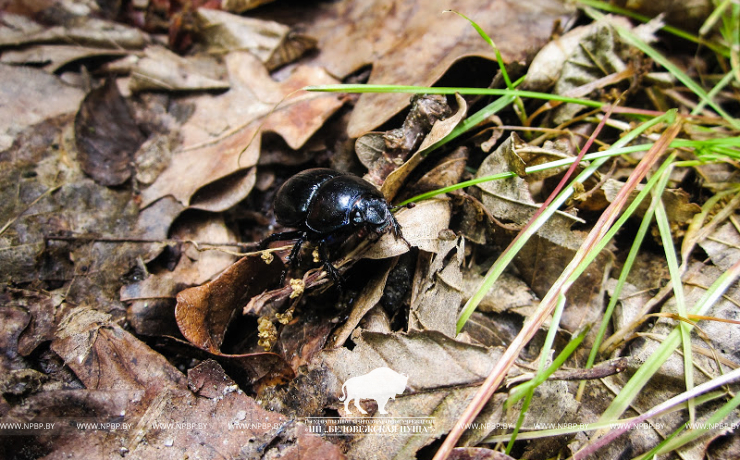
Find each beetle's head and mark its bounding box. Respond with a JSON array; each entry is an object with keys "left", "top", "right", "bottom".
[{"left": 351, "top": 197, "right": 392, "bottom": 232}]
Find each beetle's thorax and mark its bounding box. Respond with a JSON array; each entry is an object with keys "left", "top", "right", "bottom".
[{"left": 352, "top": 197, "right": 392, "bottom": 231}]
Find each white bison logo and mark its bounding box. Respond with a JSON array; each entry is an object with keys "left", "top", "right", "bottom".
[{"left": 339, "top": 367, "right": 408, "bottom": 415}]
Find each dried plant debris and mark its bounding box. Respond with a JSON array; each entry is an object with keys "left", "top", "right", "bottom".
[
  {"left": 140, "top": 52, "right": 343, "bottom": 211},
  {"left": 298, "top": 0, "right": 573, "bottom": 136},
  {"left": 475, "top": 134, "right": 585, "bottom": 249},
  {"left": 175, "top": 254, "right": 283, "bottom": 353},
  {"left": 5, "top": 314, "right": 340, "bottom": 459}
]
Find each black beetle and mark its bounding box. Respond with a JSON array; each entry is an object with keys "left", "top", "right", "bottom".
[{"left": 260, "top": 168, "right": 405, "bottom": 286}]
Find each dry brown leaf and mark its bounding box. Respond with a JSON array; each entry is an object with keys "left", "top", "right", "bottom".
[
  {"left": 322, "top": 330, "right": 507, "bottom": 458},
  {"left": 356, "top": 94, "right": 453, "bottom": 185},
  {"left": 409, "top": 238, "right": 464, "bottom": 337},
  {"left": 129, "top": 45, "right": 230, "bottom": 93},
  {"left": 515, "top": 234, "right": 610, "bottom": 338},
  {"left": 140, "top": 51, "right": 343, "bottom": 210},
  {"left": 613, "top": 0, "right": 713, "bottom": 31},
  {"left": 75, "top": 78, "right": 145, "bottom": 186},
  {"left": 365, "top": 198, "right": 453, "bottom": 258},
  {"left": 602, "top": 179, "right": 701, "bottom": 226},
  {"left": 461, "top": 271, "right": 538, "bottom": 315},
  {"left": 0, "top": 65, "right": 84, "bottom": 150},
  {"left": 299, "top": 0, "right": 572, "bottom": 136},
  {"left": 476, "top": 134, "right": 585, "bottom": 249},
  {"left": 124, "top": 213, "right": 236, "bottom": 337},
  {"left": 0, "top": 45, "right": 129, "bottom": 73},
  {"left": 176, "top": 253, "right": 284, "bottom": 352},
  {"left": 1, "top": 288, "right": 59, "bottom": 357},
  {"left": 449, "top": 447, "right": 517, "bottom": 460},
  {"left": 195, "top": 8, "right": 290, "bottom": 63},
  {"left": 0, "top": 12, "right": 147, "bottom": 49},
  {"left": 699, "top": 222, "right": 740, "bottom": 271}
]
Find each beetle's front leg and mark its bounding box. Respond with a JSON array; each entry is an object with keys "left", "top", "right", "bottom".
[
  {"left": 390, "top": 214, "right": 411, "bottom": 249},
  {"left": 318, "top": 239, "right": 343, "bottom": 290}
]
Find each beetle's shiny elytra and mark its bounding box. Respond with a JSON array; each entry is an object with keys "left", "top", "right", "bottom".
[{"left": 261, "top": 168, "right": 403, "bottom": 286}]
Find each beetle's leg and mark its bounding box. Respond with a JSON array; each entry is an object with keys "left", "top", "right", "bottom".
[
  {"left": 318, "top": 240, "right": 343, "bottom": 289},
  {"left": 259, "top": 230, "right": 305, "bottom": 250},
  {"left": 260, "top": 230, "right": 307, "bottom": 285},
  {"left": 287, "top": 233, "right": 307, "bottom": 266},
  {"left": 391, "top": 214, "right": 411, "bottom": 249}
]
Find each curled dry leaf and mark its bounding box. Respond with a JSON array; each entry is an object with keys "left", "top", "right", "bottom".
[
  {"left": 140, "top": 52, "right": 343, "bottom": 211},
  {"left": 365, "top": 198, "right": 453, "bottom": 258},
  {"left": 124, "top": 213, "right": 236, "bottom": 336},
  {"left": 74, "top": 78, "right": 145, "bottom": 186},
  {"left": 475, "top": 133, "right": 584, "bottom": 249},
  {"left": 176, "top": 253, "right": 284, "bottom": 353},
  {"left": 0, "top": 13, "right": 147, "bottom": 49},
  {"left": 602, "top": 179, "right": 701, "bottom": 226},
  {"left": 129, "top": 45, "right": 229, "bottom": 93},
  {"left": 381, "top": 93, "right": 468, "bottom": 201},
  {"left": 522, "top": 17, "right": 630, "bottom": 91},
  {"left": 195, "top": 8, "right": 310, "bottom": 68},
  {"left": 330, "top": 259, "right": 395, "bottom": 348},
  {"left": 398, "top": 146, "right": 468, "bottom": 202},
  {"left": 548, "top": 19, "right": 632, "bottom": 125},
  {"left": 409, "top": 238, "right": 464, "bottom": 338},
  {"left": 356, "top": 94, "right": 453, "bottom": 185}
]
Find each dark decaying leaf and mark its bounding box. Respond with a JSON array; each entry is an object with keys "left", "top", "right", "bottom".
[
  {"left": 74, "top": 78, "right": 145, "bottom": 186},
  {"left": 176, "top": 254, "right": 284, "bottom": 353},
  {"left": 2, "top": 288, "right": 58, "bottom": 357},
  {"left": 330, "top": 259, "right": 395, "bottom": 348},
  {"left": 39, "top": 316, "right": 339, "bottom": 458}
]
